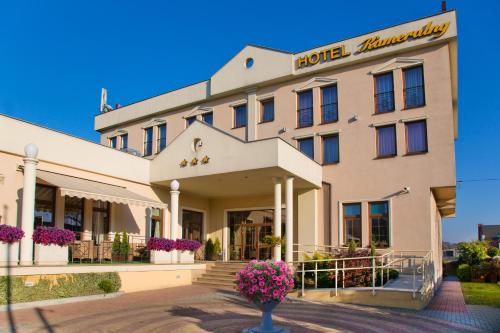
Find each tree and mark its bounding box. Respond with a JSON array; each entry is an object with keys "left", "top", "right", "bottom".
[
  {"left": 112, "top": 233, "right": 121, "bottom": 255},
  {"left": 120, "top": 231, "right": 130, "bottom": 257},
  {"left": 457, "top": 241, "right": 489, "bottom": 266}
]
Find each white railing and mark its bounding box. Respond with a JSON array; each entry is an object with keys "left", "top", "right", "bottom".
[{"left": 292, "top": 247, "right": 434, "bottom": 300}]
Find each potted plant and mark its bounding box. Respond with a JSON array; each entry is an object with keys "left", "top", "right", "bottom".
[
  {"left": 237, "top": 260, "right": 294, "bottom": 333},
  {"left": 147, "top": 237, "right": 176, "bottom": 264},
  {"left": 213, "top": 237, "right": 222, "bottom": 261},
  {"left": 32, "top": 227, "right": 75, "bottom": 266},
  {"left": 111, "top": 233, "right": 122, "bottom": 261},
  {"left": 205, "top": 238, "right": 214, "bottom": 260},
  {"left": 176, "top": 239, "right": 202, "bottom": 263},
  {"left": 0, "top": 224, "right": 24, "bottom": 266}
]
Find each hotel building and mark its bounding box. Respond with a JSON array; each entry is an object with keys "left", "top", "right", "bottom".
[{"left": 0, "top": 10, "right": 457, "bottom": 284}]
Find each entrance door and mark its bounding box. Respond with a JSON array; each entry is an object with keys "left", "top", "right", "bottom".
[
  {"left": 228, "top": 209, "right": 285, "bottom": 261},
  {"left": 182, "top": 209, "right": 203, "bottom": 242},
  {"left": 240, "top": 224, "right": 273, "bottom": 261},
  {"left": 92, "top": 201, "right": 109, "bottom": 244}
]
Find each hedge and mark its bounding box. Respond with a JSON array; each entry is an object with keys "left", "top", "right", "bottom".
[
  {"left": 0, "top": 272, "right": 121, "bottom": 304},
  {"left": 457, "top": 263, "right": 471, "bottom": 282}
]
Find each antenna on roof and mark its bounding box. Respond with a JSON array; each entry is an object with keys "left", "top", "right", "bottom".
[
  {"left": 441, "top": 1, "right": 447, "bottom": 12},
  {"left": 100, "top": 88, "right": 113, "bottom": 113}
]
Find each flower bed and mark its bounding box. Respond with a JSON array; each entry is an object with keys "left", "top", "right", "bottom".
[
  {"left": 236, "top": 260, "right": 294, "bottom": 304},
  {"left": 0, "top": 224, "right": 24, "bottom": 244},
  {"left": 32, "top": 227, "right": 76, "bottom": 246}
]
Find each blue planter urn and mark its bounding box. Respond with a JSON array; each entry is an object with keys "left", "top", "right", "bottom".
[{"left": 242, "top": 301, "right": 289, "bottom": 333}]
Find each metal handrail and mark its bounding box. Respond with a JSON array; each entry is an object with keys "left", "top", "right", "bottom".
[{"left": 293, "top": 250, "right": 433, "bottom": 299}]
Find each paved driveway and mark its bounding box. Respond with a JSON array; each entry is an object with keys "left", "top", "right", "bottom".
[{"left": 1, "top": 284, "right": 492, "bottom": 333}]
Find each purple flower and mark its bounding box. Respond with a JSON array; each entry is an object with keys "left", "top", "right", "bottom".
[
  {"left": 175, "top": 239, "right": 202, "bottom": 252},
  {"left": 32, "top": 227, "right": 75, "bottom": 247},
  {"left": 147, "top": 237, "right": 176, "bottom": 252},
  {"left": 0, "top": 224, "right": 25, "bottom": 244}
]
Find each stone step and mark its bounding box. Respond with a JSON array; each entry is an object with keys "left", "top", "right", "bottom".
[
  {"left": 201, "top": 272, "right": 237, "bottom": 279},
  {"left": 193, "top": 280, "right": 236, "bottom": 287},
  {"left": 198, "top": 273, "right": 236, "bottom": 281}
]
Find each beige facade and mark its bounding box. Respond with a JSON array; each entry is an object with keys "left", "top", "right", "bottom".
[{"left": 0, "top": 11, "right": 457, "bottom": 282}]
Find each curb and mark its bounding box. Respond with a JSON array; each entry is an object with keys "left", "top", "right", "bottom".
[{"left": 0, "top": 291, "right": 124, "bottom": 312}]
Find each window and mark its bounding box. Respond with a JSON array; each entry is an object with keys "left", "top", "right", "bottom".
[
  {"left": 109, "top": 137, "right": 117, "bottom": 149},
  {"left": 403, "top": 66, "right": 425, "bottom": 108},
  {"left": 376, "top": 125, "right": 397, "bottom": 157},
  {"left": 186, "top": 116, "right": 196, "bottom": 127},
  {"left": 260, "top": 99, "right": 274, "bottom": 123},
  {"left": 343, "top": 203, "right": 361, "bottom": 245},
  {"left": 321, "top": 85, "right": 338, "bottom": 123},
  {"left": 64, "top": 197, "right": 84, "bottom": 240},
  {"left": 202, "top": 112, "right": 213, "bottom": 125},
  {"left": 150, "top": 208, "right": 163, "bottom": 238},
  {"left": 406, "top": 120, "right": 428, "bottom": 154},
  {"left": 370, "top": 201, "right": 389, "bottom": 248},
  {"left": 322, "top": 134, "right": 339, "bottom": 164},
  {"left": 157, "top": 124, "right": 167, "bottom": 153},
  {"left": 234, "top": 104, "right": 247, "bottom": 128},
  {"left": 297, "top": 90, "right": 313, "bottom": 128},
  {"left": 120, "top": 134, "right": 128, "bottom": 151},
  {"left": 374, "top": 72, "right": 395, "bottom": 113},
  {"left": 143, "top": 127, "right": 153, "bottom": 156},
  {"left": 182, "top": 210, "right": 203, "bottom": 242},
  {"left": 34, "top": 184, "right": 56, "bottom": 228},
  {"left": 297, "top": 137, "right": 314, "bottom": 159}
]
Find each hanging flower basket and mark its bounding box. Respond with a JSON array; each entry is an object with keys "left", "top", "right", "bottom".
[
  {"left": 237, "top": 260, "right": 294, "bottom": 333},
  {"left": 0, "top": 225, "right": 24, "bottom": 266},
  {"left": 32, "top": 227, "right": 75, "bottom": 266}
]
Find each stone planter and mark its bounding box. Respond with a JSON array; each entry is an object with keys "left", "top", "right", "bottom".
[
  {"left": 150, "top": 250, "right": 175, "bottom": 264},
  {"left": 34, "top": 244, "right": 69, "bottom": 266},
  {"left": 177, "top": 250, "right": 194, "bottom": 264},
  {"left": 0, "top": 242, "right": 19, "bottom": 266}
]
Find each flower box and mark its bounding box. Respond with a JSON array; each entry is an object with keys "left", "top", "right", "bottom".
[
  {"left": 150, "top": 250, "right": 175, "bottom": 264},
  {"left": 34, "top": 244, "right": 69, "bottom": 266},
  {"left": 177, "top": 250, "right": 194, "bottom": 264},
  {"left": 0, "top": 242, "right": 19, "bottom": 266}
]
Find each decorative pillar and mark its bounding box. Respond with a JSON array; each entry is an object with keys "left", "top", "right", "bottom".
[
  {"left": 170, "top": 180, "right": 180, "bottom": 239},
  {"left": 273, "top": 177, "right": 282, "bottom": 261},
  {"left": 285, "top": 176, "right": 294, "bottom": 263},
  {"left": 19, "top": 143, "right": 39, "bottom": 266}
]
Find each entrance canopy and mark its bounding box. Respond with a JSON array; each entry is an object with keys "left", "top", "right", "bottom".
[
  {"left": 37, "top": 170, "right": 165, "bottom": 208},
  {"left": 150, "top": 121, "right": 322, "bottom": 197}
]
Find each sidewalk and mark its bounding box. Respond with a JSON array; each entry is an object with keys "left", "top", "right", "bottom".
[{"left": 418, "top": 276, "right": 500, "bottom": 332}]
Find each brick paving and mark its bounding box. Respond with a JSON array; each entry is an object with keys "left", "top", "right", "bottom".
[
  {"left": 396, "top": 276, "right": 500, "bottom": 332},
  {"left": 1, "top": 283, "right": 492, "bottom": 333}
]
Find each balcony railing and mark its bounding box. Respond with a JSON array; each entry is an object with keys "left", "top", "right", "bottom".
[
  {"left": 297, "top": 107, "right": 313, "bottom": 128},
  {"left": 404, "top": 85, "right": 425, "bottom": 108},
  {"left": 375, "top": 91, "right": 395, "bottom": 113}
]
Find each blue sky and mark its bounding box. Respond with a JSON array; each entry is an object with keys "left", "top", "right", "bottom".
[{"left": 1, "top": 1, "right": 498, "bottom": 242}]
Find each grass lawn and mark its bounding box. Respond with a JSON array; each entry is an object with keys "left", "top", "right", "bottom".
[{"left": 460, "top": 282, "right": 500, "bottom": 308}]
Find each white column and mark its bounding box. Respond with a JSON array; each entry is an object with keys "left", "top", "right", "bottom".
[
  {"left": 170, "top": 180, "right": 180, "bottom": 239},
  {"left": 19, "top": 143, "right": 39, "bottom": 266},
  {"left": 285, "top": 176, "right": 294, "bottom": 263},
  {"left": 273, "top": 177, "right": 282, "bottom": 261},
  {"left": 247, "top": 89, "right": 257, "bottom": 141}
]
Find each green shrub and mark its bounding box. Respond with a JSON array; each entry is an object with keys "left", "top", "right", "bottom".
[
  {"left": 213, "top": 238, "right": 222, "bottom": 258},
  {"left": 487, "top": 246, "right": 500, "bottom": 258},
  {"left": 347, "top": 240, "right": 357, "bottom": 254},
  {"left": 98, "top": 279, "right": 118, "bottom": 293},
  {"left": 112, "top": 233, "right": 121, "bottom": 255},
  {"left": 120, "top": 231, "right": 130, "bottom": 256},
  {"left": 457, "top": 263, "right": 472, "bottom": 282},
  {"left": 0, "top": 272, "right": 121, "bottom": 304},
  {"left": 205, "top": 238, "right": 214, "bottom": 260},
  {"left": 458, "top": 241, "right": 489, "bottom": 266}
]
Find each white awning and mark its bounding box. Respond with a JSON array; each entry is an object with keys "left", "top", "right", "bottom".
[{"left": 36, "top": 170, "right": 165, "bottom": 208}]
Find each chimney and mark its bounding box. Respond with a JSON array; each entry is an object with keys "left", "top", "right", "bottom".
[{"left": 441, "top": 1, "right": 447, "bottom": 12}]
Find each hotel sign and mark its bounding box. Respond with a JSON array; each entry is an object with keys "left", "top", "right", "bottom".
[{"left": 297, "top": 21, "right": 450, "bottom": 68}]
